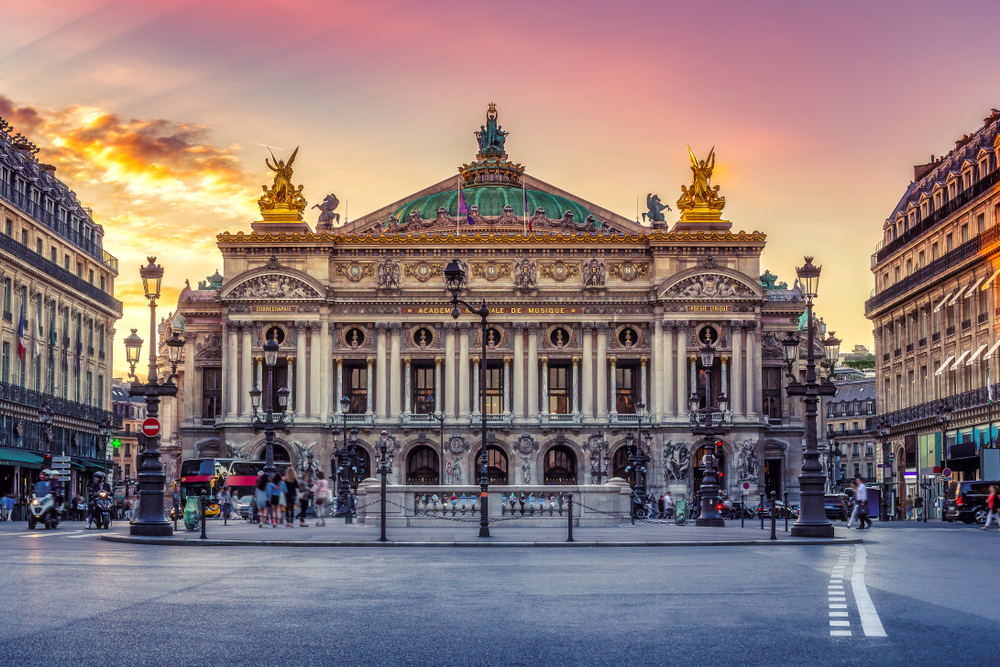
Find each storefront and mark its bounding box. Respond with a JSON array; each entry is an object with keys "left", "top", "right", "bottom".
[{"left": 0, "top": 446, "right": 44, "bottom": 497}]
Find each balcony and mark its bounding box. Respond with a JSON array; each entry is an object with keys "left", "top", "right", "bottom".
[
  {"left": 918, "top": 337, "right": 927, "bottom": 348},
  {"left": 541, "top": 412, "right": 581, "bottom": 425},
  {"left": 0, "top": 233, "right": 122, "bottom": 313},
  {"left": 961, "top": 319, "right": 972, "bottom": 331},
  {"left": 946, "top": 325, "right": 956, "bottom": 336},
  {"left": 979, "top": 312, "right": 989, "bottom": 325},
  {"left": 2, "top": 311, "right": 9, "bottom": 323},
  {"left": 882, "top": 353, "right": 890, "bottom": 363},
  {"left": 905, "top": 343, "right": 914, "bottom": 353},
  {"left": 893, "top": 348, "right": 902, "bottom": 357},
  {"left": 932, "top": 332, "right": 941, "bottom": 343},
  {"left": 0, "top": 380, "right": 120, "bottom": 427}
]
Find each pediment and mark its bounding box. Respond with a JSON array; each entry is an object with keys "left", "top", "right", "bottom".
[
  {"left": 659, "top": 265, "right": 762, "bottom": 301},
  {"left": 221, "top": 261, "right": 325, "bottom": 301}
]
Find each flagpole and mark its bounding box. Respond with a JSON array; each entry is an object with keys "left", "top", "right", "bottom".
[
  {"left": 522, "top": 176, "right": 527, "bottom": 236},
  {"left": 457, "top": 175, "right": 461, "bottom": 235}
]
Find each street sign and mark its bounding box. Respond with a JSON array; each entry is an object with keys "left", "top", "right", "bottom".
[
  {"left": 141, "top": 417, "right": 160, "bottom": 438},
  {"left": 887, "top": 453, "right": 895, "bottom": 462},
  {"left": 446, "top": 461, "right": 453, "bottom": 476},
  {"left": 742, "top": 482, "right": 751, "bottom": 491},
  {"left": 52, "top": 456, "right": 70, "bottom": 463},
  {"left": 942, "top": 468, "right": 952, "bottom": 478}
]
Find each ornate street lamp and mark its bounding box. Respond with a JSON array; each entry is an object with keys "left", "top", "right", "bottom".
[
  {"left": 874, "top": 417, "right": 891, "bottom": 521},
  {"left": 164, "top": 331, "right": 184, "bottom": 385},
  {"left": 334, "top": 427, "right": 358, "bottom": 523},
  {"left": 376, "top": 429, "right": 395, "bottom": 542},
  {"left": 784, "top": 256, "right": 836, "bottom": 537},
  {"left": 588, "top": 432, "right": 610, "bottom": 484},
  {"left": 692, "top": 339, "right": 728, "bottom": 527},
  {"left": 249, "top": 335, "right": 289, "bottom": 475},
  {"left": 626, "top": 401, "right": 650, "bottom": 523},
  {"left": 127, "top": 257, "right": 176, "bottom": 537},
  {"left": 445, "top": 258, "right": 492, "bottom": 538},
  {"left": 38, "top": 402, "right": 54, "bottom": 446}
]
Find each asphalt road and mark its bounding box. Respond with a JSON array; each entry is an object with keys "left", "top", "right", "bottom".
[{"left": 0, "top": 520, "right": 996, "bottom": 667}]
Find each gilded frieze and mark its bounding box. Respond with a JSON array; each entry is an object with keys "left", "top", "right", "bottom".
[
  {"left": 471, "top": 261, "right": 512, "bottom": 281},
  {"left": 539, "top": 260, "right": 580, "bottom": 282},
  {"left": 335, "top": 262, "right": 376, "bottom": 282},
  {"left": 606, "top": 261, "right": 649, "bottom": 282},
  {"left": 403, "top": 261, "right": 444, "bottom": 282}
]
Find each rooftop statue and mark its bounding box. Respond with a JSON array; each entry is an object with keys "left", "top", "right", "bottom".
[
  {"left": 313, "top": 193, "right": 340, "bottom": 230},
  {"left": 475, "top": 103, "right": 509, "bottom": 158},
  {"left": 643, "top": 193, "right": 671, "bottom": 223},
  {"left": 676, "top": 146, "right": 726, "bottom": 213},
  {"left": 258, "top": 146, "right": 307, "bottom": 215}
]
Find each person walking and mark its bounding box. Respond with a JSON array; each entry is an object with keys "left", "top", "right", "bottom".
[
  {"left": 314, "top": 471, "right": 329, "bottom": 527},
  {"left": 854, "top": 477, "right": 872, "bottom": 529},
  {"left": 663, "top": 492, "right": 674, "bottom": 520},
  {"left": 269, "top": 471, "right": 283, "bottom": 527},
  {"left": 297, "top": 472, "right": 311, "bottom": 527},
  {"left": 254, "top": 473, "right": 269, "bottom": 528},
  {"left": 284, "top": 467, "right": 299, "bottom": 527},
  {"left": 983, "top": 485, "right": 999, "bottom": 531}
]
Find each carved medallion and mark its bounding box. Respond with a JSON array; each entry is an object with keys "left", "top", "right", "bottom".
[
  {"left": 607, "top": 260, "right": 649, "bottom": 282},
  {"left": 471, "top": 261, "right": 512, "bottom": 282},
  {"left": 336, "top": 262, "right": 375, "bottom": 282},
  {"left": 539, "top": 260, "right": 580, "bottom": 282},
  {"left": 403, "top": 261, "right": 444, "bottom": 282}
]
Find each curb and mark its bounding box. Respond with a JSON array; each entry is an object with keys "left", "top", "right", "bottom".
[{"left": 100, "top": 535, "right": 863, "bottom": 548}]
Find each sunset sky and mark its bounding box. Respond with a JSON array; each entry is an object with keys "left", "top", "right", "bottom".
[{"left": 2, "top": 0, "right": 1000, "bottom": 374}]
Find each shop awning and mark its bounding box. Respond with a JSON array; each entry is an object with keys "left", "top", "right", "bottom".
[
  {"left": 935, "top": 355, "right": 955, "bottom": 375},
  {"left": 947, "top": 285, "right": 967, "bottom": 306},
  {"left": 0, "top": 446, "right": 45, "bottom": 469},
  {"left": 965, "top": 276, "right": 986, "bottom": 297},
  {"left": 982, "top": 268, "right": 1000, "bottom": 290},
  {"left": 933, "top": 291, "right": 954, "bottom": 312},
  {"left": 950, "top": 350, "right": 971, "bottom": 370},
  {"left": 985, "top": 340, "right": 1000, "bottom": 360},
  {"left": 966, "top": 343, "right": 989, "bottom": 365},
  {"left": 72, "top": 457, "right": 110, "bottom": 471}
]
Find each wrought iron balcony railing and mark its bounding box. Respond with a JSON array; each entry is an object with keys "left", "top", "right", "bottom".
[
  {"left": 881, "top": 382, "right": 1000, "bottom": 429},
  {"left": 0, "top": 380, "right": 121, "bottom": 427}
]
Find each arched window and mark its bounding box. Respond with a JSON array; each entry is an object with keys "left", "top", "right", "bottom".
[
  {"left": 472, "top": 446, "right": 509, "bottom": 484},
  {"left": 543, "top": 445, "right": 577, "bottom": 485},
  {"left": 407, "top": 445, "right": 439, "bottom": 485},
  {"left": 329, "top": 447, "right": 371, "bottom": 490},
  {"left": 260, "top": 444, "right": 291, "bottom": 461},
  {"left": 612, "top": 446, "right": 630, "bottom": 481}
]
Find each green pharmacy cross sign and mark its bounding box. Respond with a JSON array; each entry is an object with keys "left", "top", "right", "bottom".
[{"left": 112, "top": 438, "right": 122, "bottom": 453}]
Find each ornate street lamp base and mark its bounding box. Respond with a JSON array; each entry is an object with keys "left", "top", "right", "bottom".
[
  {"left": 695, "top": 517, "right": 725, "bottom": 527},
  {"left": 129, "top": 521, "right": 173, "bottom": 537},
  {"left": 790, "top": 522, "right": 835, "bottom": 538}
]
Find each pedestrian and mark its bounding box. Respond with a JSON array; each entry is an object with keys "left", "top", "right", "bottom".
[
  {"left": 297, "top": 472, "right": 311, "bottom": 527},
  {"left": 123, "top": 499, "right": 132, "bottom": 521},
  {"left": 270, "top": 471, "right": 282, "bottom": 527},
  {"left": 254, "top": 473, "right": 270, "bottom": 529},
  {"left": 663, "top": 492, "right": 674, "bottom": 520},
  {"left": 914, "top": 494, "right": 924, "bottom": 521},
  {"left": 657, "top": 493, "right": 666, "bottom": 519},
  {"left": 284, "top": 467, "right": 299, "bottom": 527},
  {"left": 314, "top": 471, "right": 328, "bottom": 527},
  {"left": 854, "top": 477, "right": 872, "bottom": 529},
  {"left": 982, "top": 485, "right": 999, "bottom": 531}
]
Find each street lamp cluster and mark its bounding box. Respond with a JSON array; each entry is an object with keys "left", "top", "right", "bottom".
[
  {"left": 688, "top": 339, "right": 729, "bottom": 527},
  {"left": 333, "top": 394, "right": 359, "bottom": 523},
  {"left": 249, "top": 336, "right": 290, "bottom": 475}
]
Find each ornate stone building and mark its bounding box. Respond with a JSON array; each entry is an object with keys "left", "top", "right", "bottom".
[{"left": 159, "top": 107, "right": 811, "bottom": 504}]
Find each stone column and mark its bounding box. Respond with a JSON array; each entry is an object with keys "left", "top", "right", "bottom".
[
  {"left": 255, "top": 357, "right": 262, "bottom": 391},
  {"left": 227, "top": 323, "right": 238, "bottom": 419},
  {"left": 376, "top": 325, "right": 387, "bottom": 418},
  {"left": 445, "top": 327, "right": 456, "bottom": 419},
  {"left": 540, "top": 357, "right": 549, "bottom": 416},
  {"left": 721, "top": 357, "right": 729, "bottom": 403},
  {"left": 295, "top": 324, "right": 307, "bottom": 418},
  {"left": 459, "top": 325, "right": 470, "bottom": 418},
  {"left": 689, "top": 356, "right": 697, "bottom": 406},
  {"left": 240, "top": 324, "right": 252, "bottom": 418},
  {"left": 287, "top": 358, "right": 295, "bottom": 414},
  {"left": 471, "top": 357, "right": 480, "bottom": 416},
  {"left": 335, "top": 358, "right": 343, "bottom": 413},
  {"left": 663, "top": 323, "right": 675, "bottom": 418},
  {"left": 513, "top": 325, "right": 524, "bottom": 421},
  {"left": 308, "top": 324, "right": 320, "bottom": 418},
  {"left": 320, "top": 321, "right": 330, "bottom": 423},
  {"left": 610, "top": 356, "right": 618, "bottom": 415},
  {"left": 390, "top": 325, "right": 401, "bottom": 418},
  {"left": 434, "top": 358, "right": 443, "bottom": 415},
  {"left": 365, "top": 357, "right": 374, "bottom": 415},
  {"left": 182, "top": 336, "right": 195, "bottom": 426},
  {"left": 676, "top": 323, "right": 687, "bottom": 415},
  {"left": 641, "top": 358, "right": 648, "bottom": 411},
  {"left": 651, "top": 320, "right": 662, "bottom": 422},
  {"left": 581, "top": 325, "right": 593, "bottom": 421},
  {"left": 527, "top": 328, "right": 539, "bottom": 418},
  {"left": 596, "top": 324, "right": 608, "bottom": 419},
  {"left": 503, "top": 358, "right": 511, "bottom": 415},
  {"left": 746, "top": 322, "right": 759, "bottom": 420},
  {"left": 572, "top": 357, "right": 580, "bottom": 415},
  {"left": 731, "top": 323, "right": 743, "bottom": 417},
  {"left": 403, "top": 358, "right": 412, "bottom": 415}
]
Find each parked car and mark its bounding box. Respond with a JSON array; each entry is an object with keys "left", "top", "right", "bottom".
[
  {"left": 945, "top": 480, "right": 1000, "bottom": 524},
  {"left": 825, "top": 494, "right": 849, "bottom": 521}
]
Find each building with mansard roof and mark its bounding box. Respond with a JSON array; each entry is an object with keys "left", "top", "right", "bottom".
[{"left": 157, "top": 106, "right": 814, "bottom": 511}]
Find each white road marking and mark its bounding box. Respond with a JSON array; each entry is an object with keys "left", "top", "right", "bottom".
[
  {"left": 830, "top": 620, "right": 850, "bottom": 627},
  {"left": 851, "top": 545, "right": 887, "bottom": 637},
  {"left": 829, "top": 612, "right": 849, "bottom": 617},
  {"left": 830, "top": 630, "right": 853, "bottom": 637},
  {"left": 829, "top": 604, "right": 847, "bottom": 609}
]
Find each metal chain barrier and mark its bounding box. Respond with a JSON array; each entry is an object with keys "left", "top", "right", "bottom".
[{"left": 382, "top": 498, "right": 568, "bottom": 525}]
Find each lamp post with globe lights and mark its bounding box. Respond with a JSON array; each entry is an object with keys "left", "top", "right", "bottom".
[
  {"left": 332, "top": 394, "right": 358, "bottom": 523},
  {"left": 689, "top": 338, "right": 729, "bottom": 527},
  {"left": 781, "top": 256, "right": 839, "bottom": 538},
  {"left": 249, "top": 335, "right": 290, "bottom": 476}
]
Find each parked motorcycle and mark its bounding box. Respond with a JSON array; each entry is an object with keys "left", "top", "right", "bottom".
[
  {"left": 27, "top": 493, "right": 61, "bottom": 530},
  {"left": 92, "top": 490, "right": 114, "bottom": 529}
]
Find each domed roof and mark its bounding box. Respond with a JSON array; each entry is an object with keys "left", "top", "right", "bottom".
[{"left": 393, "top": 185, "right": 593, "bottom": 223}]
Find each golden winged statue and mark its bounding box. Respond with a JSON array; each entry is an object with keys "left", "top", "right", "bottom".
[
  {"left": 258, "top": 146, "right": 307, "bottom": 214},
  {"left": 677, "top": 146, "right": 726, "bottom": 213}
]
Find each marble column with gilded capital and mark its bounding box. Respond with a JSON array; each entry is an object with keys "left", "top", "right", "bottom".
[
  {"left": 663, "top": 323, "right": 675, "bottom": 418},
  {"left": 651, "top": 321, "right": 662, "bottom": 422},
  {"left": 227, "top": 322, "right": 238, "bottom": 419},
  {"left": 572, "top": 357, "right": 580, "bottom": 415},
  {"left": 609, "top": 356, "right": 617, "bottom": 416},
  {"left": 527, "top": 329, "right": 538, "bottom": 418},
  {"left": 309, "top": 324, "right": 321, "bottom": 419},
  {"left": 295, "top": 324, "right": 307, "bottom": 418},
  {"left": 389, "top": 324, "right": 401, "bottom": 418},
  {"left": 335, "top": 358, "right": 343, "bottom": 414},
  {"left": 471, "top": 357, "right": 480, "bottom": 416},
  {"left": 458, "top": 325, "right": 470, "bottom": 418},
  {"left": 640, "top": 358, "right": 648, "bottom": 412},
  {"left": 581, "top": 325, "right": 593, "bottom": 420},
  {"left": 403, "top": 358, "right": 412, "bottom": 416},
  {"left": 596, "top": 325, "right": 608, "bottom": 419},
  {"left": 182, "top": 336, "right": 196, "bottom": 426},
  {"left": 240, "top": 324, "right": 252, "bottom": 418},
  {"left": 445, "top": 326, "right": 456, "bottom": 419},
  {"left": 540, "top": 357, "right": 548, "bottom": 416},
  {"left": 434, "top": 358, "right": 443, "bottom": 415},
  {"left": 503, "top": 358, "right": 511, "bottom": 415},
  {"left": 366, "top": 357, "right": 374, "bottom": 415},
  {"left": 731, "top": 322, "right": 743, "bottom": 417},
  {"left": 376, "top": 325, "right": 387, "bottom": 418},
  {"left": 676, "top": 323, "right": 688, "bottom": 415},
  {"left": 513, "top": 325, "right": 525, "bottom": 420},
  {"left": 320, "top": 321, "right": 330, "bottom": 422},
  {"left": 745, "top": 322, "right": 759, "bottom": 419}
]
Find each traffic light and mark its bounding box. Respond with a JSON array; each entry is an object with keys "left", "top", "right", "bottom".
[{"left": 42, "top": 454, "right": 51, "bottom": 467}]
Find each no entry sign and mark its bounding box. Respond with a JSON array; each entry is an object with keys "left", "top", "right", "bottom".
[{"left": 142, "top": 417, "right": 161, "bottom": 438}]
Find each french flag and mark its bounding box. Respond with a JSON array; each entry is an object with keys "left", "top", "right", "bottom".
[
  {"left": 458, "top": 186, "right": 474, "bottom": 225},
  {"left": 16, "top": 308, "right": 25, "bottom": 360}
]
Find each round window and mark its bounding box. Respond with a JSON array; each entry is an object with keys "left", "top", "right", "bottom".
[
  {"left": 549, "top": 327, "right": 571, "bottom": 347},
  {"left": 698, "top": 326, "right": 718, "bottom": 346},
  {"left": 413, "top": 327, "right": 434, "bottom": 347},
  {"left": 485, "top": 327, "right": 503, "bottom": 347},
  {"left": 345, "top": 327, "right": 366, "bottom": 348},
  {"left": 618, "top": 327, "right": 638, "bottom": 348},
  {"left": 265, "top": 326, "right": 285, "bottom": 345}
]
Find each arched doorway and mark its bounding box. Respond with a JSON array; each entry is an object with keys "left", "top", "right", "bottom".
[
  {"left": 692, "top": 444, "right": 725, "bottom": 493},
  {"left": 612, "top": 446, "right": 630, "bottom": 483},
  {"left": 472, "top": 447, "right": 509, "bottom": 484},
  {"left": 407, "top": 445, "right": 440, "bottom": 484},
  {"left": 543, "top": 445, "right": 577, "bottom": 485},
  {"left": 329, "top": 447, "right": 371, "bottom": 490},
  {"left": 258, "top": 444, "right": 291, "bottom": 462}
]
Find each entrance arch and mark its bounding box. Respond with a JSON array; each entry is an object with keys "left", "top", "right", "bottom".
[
  {"left": 472, "top": 447, "right": 509, "bottom": 484},
  {"left": 612, "top": 446, "right": 630, "bottom": 482},
  {"left": 407, "top": 445, "right": 440, "bottom": 485},
  {"left": 258, "top": 444, "right": 291, "bottom": 462},
  {"left": 543, "top": 445, "right": 577, "bottom": 485}
]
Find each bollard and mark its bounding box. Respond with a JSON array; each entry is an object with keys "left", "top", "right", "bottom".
[
  {"left": 223, "top": 499, "right": 228, "bottom": 527},
  {"left": 173, "top": 500, "right": 178, "bottom": 532},
  {"left": 784, "top": 491, "right": 789, "bottom": 532},
  {"left": 769, "top": 491, "right": 777, "bottom": 541},
  {"left": 760, "top": 493, "right": 765, "bottom": 530},
  {"left": 567, "top": 493, "right": 574, "bottom": 543},
  {"left": 741, "top": 493, "right": 745, "bottom": 528},
  {"left": 379, "top": 469, "right": 388, "bottom": 543},
  {"left": 200, "top": 495, "right": 207, "bottom": 540}
]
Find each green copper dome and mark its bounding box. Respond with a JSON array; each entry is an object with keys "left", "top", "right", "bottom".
[{"left": 392, "top": 185, "right": 593, "bottom": 223}]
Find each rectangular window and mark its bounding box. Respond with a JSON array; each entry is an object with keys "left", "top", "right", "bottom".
[
  {"left": 345, "top": 362, "right": 368, "bottom": 414},
  {"left": 931, "top": 243, "right": 939, "bottom": 261},
  {"left": 946, "top": 234, "right": 953, "bottom": 252},
  {"left": 867, "top": 463, "right": 873, "bottom": 480},
  {"left": 1, "top": 342, "right": 9, "bottom": 383},
  {"left": 100, "top": 275, "right": 105, "bottom": 292},
  {"left": 2, "top": 278, "right": 10, "bottom": 320},
  {"left": 548, "top": 363, "right": 570, "bottom": 414},
  {"left": 20, "top": 229, "right": 27, "bottom": 245},
  {"left": 86, "top": 370, "right": 92, "bottom": 405},
  {"left": 978, "top": 213, "right": 986, "bottom": 234},
  {"left": 762, "top": 367, "right": 782, "bottom": 420},
  {"left": 961, "top": 224, "right": 969, "bottom": 243},
  {"left": 88, "top": 269, "right": 94, "bottom": 284},
  {"left": 412, "top": 363, "right": 435, "bottom": 414},
  {"left": 63, "top": 256, "right": 69, "bottom": 271},
  {"left": 125, "top": 464, "right": 130, "bottom": 479},
  {"left": 76, "top": 263, "right": 82, "bottom": 278},
  {"left": 125, "top": 442, "right": 131, "bottom": 457},
  {"left": 614, "top": 363, "right": 637, "bottom": 414},
  {"left": 202, "top": 367, "right": 222, "bottom": 418},
  {"left": 918, "top": 250, "right": 925, "bottom": 268},
  {"left": 485, "top": 361, "right": 504, "bottom": 415},
  {"left": 98, "top": 324, "right": 105, "bottom": 358},
  {"left": 35, "top": 239, "right": 42, "bottom": 255},
  {"left": 97, "top": 375, "right": 103, "bottom": 410},
  {"left": 50, "top": 248, "right": 57, "bottom": 263},
  {"left": 853, "top": 443, "right": 860, "bottom": 456},
  {"left": 3, "top": 220, "right": 10, "bottom": 236}
]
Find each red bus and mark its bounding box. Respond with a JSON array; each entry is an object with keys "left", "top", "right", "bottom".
[{"left": 179, "top": 458, "right": 288, "bottom": 504}]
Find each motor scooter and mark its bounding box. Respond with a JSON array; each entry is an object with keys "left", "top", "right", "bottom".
[
  {"left": 27, "top": 493, "right": 61, "bottom": 530},
  {"left": 92, "top": 490, "right": 114, "bottom": 529}
]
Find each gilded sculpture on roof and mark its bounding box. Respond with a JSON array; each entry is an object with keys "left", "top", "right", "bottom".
[
  {"left": 677, "top": 146, "right": 726, "bottom": 216},
  {"left": 259, "top": 146, "right": 307, "bottom": 216}
]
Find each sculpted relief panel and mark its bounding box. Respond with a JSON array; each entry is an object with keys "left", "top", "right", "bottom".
[
  {"left": 664, "top": 273, "right": 756, "bottom": 299},
  {"left": 228, "top": 274, "right": 321, "bottom": 299}
]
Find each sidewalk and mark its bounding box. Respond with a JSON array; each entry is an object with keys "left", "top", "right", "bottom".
[{"left": 101, "top": 517, "right": 863, "bottom": 548}]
